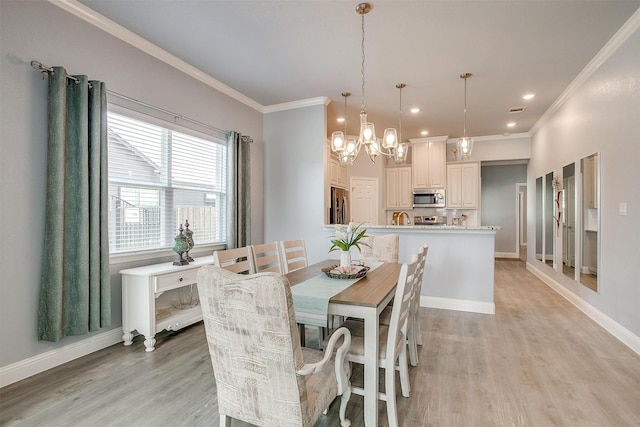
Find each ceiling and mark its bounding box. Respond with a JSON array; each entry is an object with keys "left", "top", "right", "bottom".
[{"left": 78, "top": 0, "right": 639, "bottom": 141}]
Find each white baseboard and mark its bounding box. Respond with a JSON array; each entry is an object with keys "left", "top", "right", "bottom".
[
  {"left": 495, "top": 251, "right": 519, "bottom": 259},
  {"left": 0, "top": 328, "right": 123, "bottom": 388},
  {"left": 420, "top": 295, "right": 495, "bottom": 315},
  {"left": 527, "top": 262, "right": 640, "bottom": 356}
]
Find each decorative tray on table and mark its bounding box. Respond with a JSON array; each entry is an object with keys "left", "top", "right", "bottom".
[{"left": 322, "top": 265, "right": 370, "bottom": 280}]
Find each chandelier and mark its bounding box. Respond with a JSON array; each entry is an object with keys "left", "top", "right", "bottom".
[
  {"left": 457, "top": 73, "right": 474, "bottom": 158},
  {"left": 331, "top": 2, "right": 401, "bottom": 164}
]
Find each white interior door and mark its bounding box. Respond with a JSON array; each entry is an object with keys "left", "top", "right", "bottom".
[{"left": 350, "top": 177, "right": 378, "bottom": 225}]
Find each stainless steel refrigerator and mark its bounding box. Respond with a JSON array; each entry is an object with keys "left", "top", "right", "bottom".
[{"left": 329, "top": 187, "right": 349, "bottom": 224}]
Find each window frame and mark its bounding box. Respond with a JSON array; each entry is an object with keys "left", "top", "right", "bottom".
[{"left": 106, "top": 102, "right": 228, "bottom": 264}]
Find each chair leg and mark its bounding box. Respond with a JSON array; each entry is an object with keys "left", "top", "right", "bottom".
[
  {"left": 399, "top": 343, "right": 411, "bottom": 397},
  {"left": 408, "top": 320, "right": 419, "bottom": 367},
  {"left": 220, "top": 414, "right": 232, "bottom": 427},
  {"left": 339, "top": 383, "right": 352, "bottom": 427},
  {"left": 416, "top": 315, "right": 423, "bottom": 346},
  {"left": 298, "top": 324, "right": 306, "bottom": 347},
  {"left": 385, "top": 364, "right": 399, "bottom": 427}
]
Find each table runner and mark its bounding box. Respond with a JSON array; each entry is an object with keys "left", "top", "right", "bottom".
[{"left": 291, "top": 261, "right": 383, "bottom": 327}]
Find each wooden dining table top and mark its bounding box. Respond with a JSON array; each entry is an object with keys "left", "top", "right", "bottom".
[{"left": 285, "top": 259, "right": 402, "bottom": 308}]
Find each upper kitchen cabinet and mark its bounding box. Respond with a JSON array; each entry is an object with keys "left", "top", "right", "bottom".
[
  {"left": 411, "top": 136, "right": 447, "bottom": 190},
  {"left": 329, "top": 158, "right": 348, "bottom": 189},
  {"left": 326, "top": 140, "right": 348, "bottom": 189},
  {"left": 447, "top": 162, "right": 479, "bottom": 209},
  {"left": 385, "top": 166, "right": 412, "bottom": 210}
]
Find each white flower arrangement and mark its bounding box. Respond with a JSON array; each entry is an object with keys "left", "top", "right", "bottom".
[{"left": 329, "top": 222, "right": 369, "bottom": 252}]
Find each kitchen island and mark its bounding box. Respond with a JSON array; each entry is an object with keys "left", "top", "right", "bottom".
[{"left": 327, "top": 225, "right": 499, "bottom": 314}]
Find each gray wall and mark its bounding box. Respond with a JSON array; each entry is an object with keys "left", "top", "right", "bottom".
[
  {"left": 528, "top": 27, "right": 640, "bottom": 337},
  {"left": 263, "top": 105, "right": 330, "bottom": 263},
  {"left": 481, "top": 164, "right": 527, "bottom": 255},
  {"left": 0, "top": 1, "right": 263, "bottom": 367}
]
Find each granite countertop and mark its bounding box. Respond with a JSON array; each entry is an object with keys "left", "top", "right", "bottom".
[{"left": 323, "top": 224, "right": 501, "bottom": 232}]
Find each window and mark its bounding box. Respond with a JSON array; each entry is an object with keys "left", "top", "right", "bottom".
[{"left": 108, "top": 111, "right": 227, "bottom": 254}]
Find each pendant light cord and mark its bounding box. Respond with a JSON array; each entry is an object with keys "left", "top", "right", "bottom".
[
  {"left": 463, "top": 76, "right": 467, "bottom": 138},
  {"left": 361, "top": 12, "right": 366, "bottom": 115}
]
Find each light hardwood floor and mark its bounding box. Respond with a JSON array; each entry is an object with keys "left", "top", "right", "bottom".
[{"left": 2, "top": 260, "right": 639, "bottom": 426}]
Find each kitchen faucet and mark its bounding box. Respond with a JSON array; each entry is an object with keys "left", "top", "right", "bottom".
[{"left": 398, "top": 211, "right": 411, "bottom": 225}]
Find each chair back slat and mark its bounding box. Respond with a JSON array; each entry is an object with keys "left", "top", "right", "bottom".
[
  {"left": 252, "top": 242, "right": 283, "bottom": 274},
  {"left": 279, "top": 239, "right": 308, "bottom": 273},
  {"left": 213, "top": 246, "right": 255, "bottom": 274}
]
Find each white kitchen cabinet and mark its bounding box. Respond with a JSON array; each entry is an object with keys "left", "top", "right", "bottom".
[
  {"left": 385, "top": 166, "right": 412, "bottom": 209},
  {"left": 329, "top": 159, "right": 348, "bottom": 189},
  {"left": 411, "top": 137, "right": 446, "bottom": 190},
  {"left": 447, "top": 162, "right": 479, "bottom": 209},
  {"left": 120, "top": 256, "right": 214, "bottom": 352}
]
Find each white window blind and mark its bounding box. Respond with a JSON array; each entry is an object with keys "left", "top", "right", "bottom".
[{"left": 108, "top": 111, "right": 227, "bottom": 254}]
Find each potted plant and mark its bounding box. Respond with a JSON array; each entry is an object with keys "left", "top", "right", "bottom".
[{"left": 329, "top": 222, "right": 368, "bottom": 270}]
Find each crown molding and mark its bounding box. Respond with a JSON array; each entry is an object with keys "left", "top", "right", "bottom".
[
  {"left": 263, "top": 96, "right": 331, "bottom": 114},
  {"left": 48, "top": 0, "right": 264, "bottom": 113},
  {"left": 468, "top": 132, "right": 531, "bottom": 142},
  {"left": 409, "top": 135, "right": 449, "bottom": 144},
  {"left": 529, "top": 7, "right": 640, "bottom": 136}
]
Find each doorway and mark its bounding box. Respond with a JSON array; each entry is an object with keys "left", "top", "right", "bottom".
[
  {"left": 350, "top": 177, "right": 378, "bottom": 225},
  {"left": 517, "top": 183, "right": 527, "bottom": 262}
]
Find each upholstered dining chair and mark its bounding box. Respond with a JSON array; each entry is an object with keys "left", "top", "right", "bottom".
[
  {"left": 332, "top": 254, "right": 420, "bottom": 427},
  {"left": 251, "top": 242, "right": 283, "bottom": 273},
  {"left": 197, "top": 266, "right": 352, "bottom": 427},
  {"left": 359, "top": 234, "right": 399, "bottom": 263},
  {"left": 279, "top": 239, "right": 308, "bottom": 273},
  {"left": 213, "top": 246, "right": 255, "bottom": 274}
]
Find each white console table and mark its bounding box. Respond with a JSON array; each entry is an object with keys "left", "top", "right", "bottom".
[{"left": 120, "top": 255, "right": 214, "bottom": 352}]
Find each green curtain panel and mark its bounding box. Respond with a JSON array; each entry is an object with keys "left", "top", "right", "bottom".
[
  {"left": 226, "top": 132, "right": 252, "bottom": 249},
  {"left": 38, "top": 67, "right": 110, "bottom": 342}
]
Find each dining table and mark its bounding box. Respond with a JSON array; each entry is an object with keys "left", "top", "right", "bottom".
[{"left": 286, "top": 259, "right": 402, "bottom": 427}]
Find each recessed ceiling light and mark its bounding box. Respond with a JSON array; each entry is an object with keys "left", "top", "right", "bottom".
[
  {"left": 522, "top": 93, "right": 535, "bottom": 100},
  {"left": 420, "top": 130, "right": 429, "bottom": 136},
  {"left": 507, "top": 122, "right": 516, "bottom": 127},
  {"left": 410, "top": 108, "right": 420, "bottom": 114},
  {"left": 337, "top": 117, "right": 345, "bottom": 123}
]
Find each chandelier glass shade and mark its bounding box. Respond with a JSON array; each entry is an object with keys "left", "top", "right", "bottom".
[
  {"left": 457, "top": 73, "right": 474, "bottom": 159},
  {"left": 330, "top": 2, "right": 403, "bottom": 165}
]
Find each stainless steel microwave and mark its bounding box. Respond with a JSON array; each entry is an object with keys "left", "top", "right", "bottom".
[{"left": 413, "top": 189, "right": 445, "bottom": 208}]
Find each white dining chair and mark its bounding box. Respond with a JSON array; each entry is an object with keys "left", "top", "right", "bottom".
[
  {"left": 279, "top": 239, "right": 308, "bottom": 273},
  {"left": 213, "top": 246, "right": 256, "bottom": 274},
  {"left": 251, "top": 242, "right": 283, "bottom": 273},
  {"left": 332, "top": 254, "right": 420, "bottom": 427},
  {"left": 409, "top": 244, "right": 428, "bottom": 365},
  {"left": 379, "top": 243, "right": 428, "bottom": 367}
]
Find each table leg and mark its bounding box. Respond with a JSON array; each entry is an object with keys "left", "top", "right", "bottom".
[
  {"left": 144, "top": 335, "right": 156, "bottom": 352},
  {"left": 122, "top": 330, "right": 133, "bottom": 346},
  {"left": 363, "top": 309, "right": 379, "bottom": 426}
]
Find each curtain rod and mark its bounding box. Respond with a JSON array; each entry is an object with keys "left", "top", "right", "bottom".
[
  {"left": 31, "top": 60, "right": 232, "bottom": 137},
  {"left": 31, "top": 60, "right": 79, "bottom": 83}
]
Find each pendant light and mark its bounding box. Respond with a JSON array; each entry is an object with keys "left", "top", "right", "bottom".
[
  {"left": 394, "top": 83, "right": 409, "bottom": 163},
  {"left": 331, "top": 92, "right": 356, "bottom": 164},
  {"left": 331, "top": 2, "right": 399, "bottom": 165},
  {"left": 457, "top": 73, "right": 474, "bottom": 158}
]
